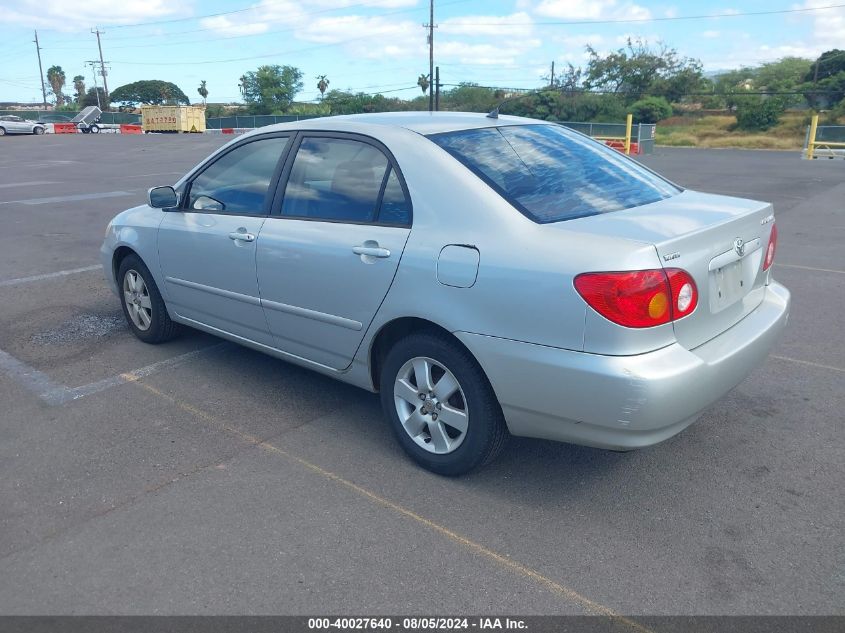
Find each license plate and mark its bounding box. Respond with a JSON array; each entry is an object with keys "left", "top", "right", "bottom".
[{"left": 710, "top": 260, "right": 746, "bottom": 312}]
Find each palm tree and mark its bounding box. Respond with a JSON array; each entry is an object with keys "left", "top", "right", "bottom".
[
  {"left": 197, "top": 80, "right": 208, "bottom": 105},
  {"left": 417, "top": 73, "right": 430, "bottom": 95},
  {"left": 73, "top": 75, "right": 86, "bottom": 105},
  {"left": 46, "top": 65, "right": 66, "bottom": 107},
  {"left": 316, "top": 75, "right": 330, "bottom": 100}
]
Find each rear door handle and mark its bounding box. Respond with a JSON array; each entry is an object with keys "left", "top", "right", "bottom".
[
  {"left": 229, "top": 231, "right": 255, "bottom": 242},
  {"left": 352, "top": 245, "right": 390, "bottom": 258}
]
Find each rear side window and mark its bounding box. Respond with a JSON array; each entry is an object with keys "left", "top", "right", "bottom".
[
  {"left": 429, "top": 124, "right": 679, "bottom": 223},
  {"left": 377, "top": 168, "right": 411, "bottom": 225},
  {"left": 188, "top": 136, "right": 289, "bottom": 214},
  {"left": 281, "top": 137, "right": 390, "bottom": 223}
]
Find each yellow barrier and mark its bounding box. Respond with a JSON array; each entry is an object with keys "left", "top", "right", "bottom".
[
  {"left": 592, "top": 113, "right": 634, "bottom": 155},
  {"left": 806, "top": 114, "right": 845, "bottom": 159}
]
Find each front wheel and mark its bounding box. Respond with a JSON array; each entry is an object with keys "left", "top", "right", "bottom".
[
  {"left": 380, "top": 332, "right": 508, "bottom": 476},
  {"left": 33, "top": 126, "right": 45, "bottom": 135},
  {"left": 117, "top": 255, "right": 180, "bottom": 344},
  {"left": 0, "top": 127, "right": 6, "bottom": 136}
]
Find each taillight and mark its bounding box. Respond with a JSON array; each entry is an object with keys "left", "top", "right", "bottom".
[
  {"left": 762, "top": 223, "right": 777, "bottom": 271},
  {"left": 574, "top": 268, "right": 698, "bottom": 328}
]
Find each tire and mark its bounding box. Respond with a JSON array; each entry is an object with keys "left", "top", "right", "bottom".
[
  {"left": 117, "top": 254, "right": 180, "bottom": 344},
  {"left": 90, "top": 125, "right": 100, "bottom": 134},
  {"left": 379, "top": 331, "right": 508, "bottom": 476},
  {"left": 0, "top": 127, "right": 6, "bottom": 136},
  {"left": 33, "top": 126, "right": 44, "bottom": 135}
]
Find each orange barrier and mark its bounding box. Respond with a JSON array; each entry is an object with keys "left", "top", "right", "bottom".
[
  {"left": 53, "top": 123, "right": 77, "bottom": 134},
  {"left": 604, "top": 140, "right": 640, "bottom": 155},
  {"left": 221, "top": 128, "right": 235, "bottom": 134},
  {"left": 120, "top": 124, "right": 143, "bottom": 134}
]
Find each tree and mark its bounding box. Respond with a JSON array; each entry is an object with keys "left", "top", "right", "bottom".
[
  {"left": 197, "top": 80, "right": 208, "bottom": 105},
  {"left": 439, "top": 83, "right": 502, "bottom": 113},
  {"left": 316, "top": 75, "right": 330, "bottom": 99},
  {"left": 417, "top": 73, "right": 430, "bottom": 95},
  {"left": 110, "top": 80, "right": 190, "bottom": 106},
  {"left": 239, "top": 65, "right": 303, "bottom": 114},
  {"left": 584, "top": 38, "right": 704, "bottom": 103},
  {"left": 46, "top": 65, "right": 66, "bottom": 107},
  {"left": 801, "top": 49, "right": 845, "bottom": 108},
  {"left": 81, "top": 86, "right": 109, "bottom": 109},
  {"left": 72, "top": 75, "right": 86, "bottom": 105},
  {"left": 630, "top": 96, "right": 672, "bottom": 123},
  {"left": 734, "top": 96, "right": 784, "bottom": 131}
]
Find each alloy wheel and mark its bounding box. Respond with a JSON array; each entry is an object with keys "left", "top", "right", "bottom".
[
  {"left": 393, "top": 356, "right": 469, "bottom": 454},
  {"left": 123, "top": 269, "right": 153, "bottom": 331}
]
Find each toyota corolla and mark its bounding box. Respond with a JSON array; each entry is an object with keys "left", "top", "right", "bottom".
[{"left": 101, "top": 112, "right": 790, "bottom": 475}]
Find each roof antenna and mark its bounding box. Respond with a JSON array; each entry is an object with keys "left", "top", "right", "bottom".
[{"left": 486, "top": 106, "right": 499, "bottom": 119}]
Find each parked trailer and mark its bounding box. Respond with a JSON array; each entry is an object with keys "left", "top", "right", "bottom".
[
  {"left": 71, "top": 106, "right": 103, "bottom": 133},
  {"left": 140, "top": 106, "right": 206, "bottom": 133}
]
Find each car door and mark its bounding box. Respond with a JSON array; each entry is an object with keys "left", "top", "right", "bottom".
[
  {"left": 157, "top": 133, "right": 292, "bottom": 346},
  {"left": 256, "top": 133, "right": 412, "bottom": 369},
  {"left": 2, "top": 116, "right": 25, "bottom": 133}
]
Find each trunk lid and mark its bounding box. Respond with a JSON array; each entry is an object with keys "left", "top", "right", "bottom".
[{"left": 567, "top": 190, "right": 775, "bottom": 349}]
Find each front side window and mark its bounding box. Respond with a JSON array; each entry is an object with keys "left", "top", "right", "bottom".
[
  {"left": 429, "top": 124, "right": 680, "bottom": 223},
  {"left": 188, "top": 136, "right": 289, "bottom": 215},
  {"left": 281, "top": 137, "right": 389, "bottom": 223}
]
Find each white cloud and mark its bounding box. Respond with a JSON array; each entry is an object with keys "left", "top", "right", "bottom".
[
  {"left": 702, "top": 30, "right": 721, "bottom": 39},
  {"left": 1, "top": 0, "right": 186, "bottom": 31},
  {"left": 440, "top": 12, "right": 534, "bottom": 39},
  {"left": 798, "top": 0, "right": 845, "bottom": 50},
  {"left": 532, "top": 0, "right": 651, "bottom": 21}
]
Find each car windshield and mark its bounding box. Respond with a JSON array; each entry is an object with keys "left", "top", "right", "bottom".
[{"left": 428, "top": 124, "right": 680, "bottom": 223}]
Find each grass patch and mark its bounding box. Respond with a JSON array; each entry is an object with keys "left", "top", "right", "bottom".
[{"left": 655, "top": 112, "right": 810, "bottom": 150}]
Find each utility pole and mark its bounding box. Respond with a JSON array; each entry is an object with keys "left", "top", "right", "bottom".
[
  {"left": 424, "top": 0, "right": 435, "bottom": 112},
  {"left": 87, "top": 61, "right": 101, "bottom": 109},
  {"left": 33, "top": 30, "right": 47, "bottom": 109},
  {"left": 92, "top": 28, "right": 109, "bottom": 101},
  {"left": 550, "top": 61, "right": 555, "bottom": 89},
  {"left": 435, "top": 66, "right": 440, "bottom": 111}
]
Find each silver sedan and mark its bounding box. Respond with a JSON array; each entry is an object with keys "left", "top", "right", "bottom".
[
  {"left": 101, "top": 112, "right": 790, "bottom": 475},
  {"left": 0, "top": 115, "right": 46, "bottom": 135}
]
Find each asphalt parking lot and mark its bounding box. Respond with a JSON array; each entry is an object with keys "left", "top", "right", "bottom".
[{"left": 0, "top": 134, "right": 842, "bottom": 618}]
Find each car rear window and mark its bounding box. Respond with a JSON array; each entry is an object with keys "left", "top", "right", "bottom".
[{"left": 428, "top": 124, "right": 680, "bottom": 223}]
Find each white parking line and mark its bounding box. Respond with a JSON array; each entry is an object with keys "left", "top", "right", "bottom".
[
  {"left": 0, "top": 191, "right": 135, "bottom": 205},
  {"left": 0, "top": 265, "right": 101, "bottom": 288},
  {"left": 0, "top": 181, "right": 60, "bottom": 189},
  {"left": 776, "top": 263, "right": 845, "bottom": 275},
  {"left": 771, "top": 355, "right": 845, "bottom": 374},
  {"left": 0, "top": 343, "right": 229, "bottom": 405}
]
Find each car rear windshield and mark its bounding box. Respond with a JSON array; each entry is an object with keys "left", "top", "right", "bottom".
[{"left": 428, "top": 124, "right": 680, "bottom": 223}]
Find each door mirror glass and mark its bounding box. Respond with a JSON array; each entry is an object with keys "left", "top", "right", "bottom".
[{"left": 148, "top": 186, "right": 178, "bottom": 209}]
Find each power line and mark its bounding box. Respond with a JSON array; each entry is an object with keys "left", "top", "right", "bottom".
[{"left": 439, "top": 3, "right": 845, "bottom": 28}]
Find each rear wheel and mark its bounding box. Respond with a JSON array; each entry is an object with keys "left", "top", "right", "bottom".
[
  {"left": 90, "top": 124, "right": 100, "bottom": 134},
  {"left": 117, "top": 255, "right": 180, "bottom": 344},
  {"left": 380, "top": 332, "right": 507, "bottom": 476}
]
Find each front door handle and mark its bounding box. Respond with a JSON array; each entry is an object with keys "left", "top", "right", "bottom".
[
  {"left": 229, "top": 230, "right": 255, "bottom": 242},
  {"left": 352, "top": 245, "right": 390, "bottom": 258}
]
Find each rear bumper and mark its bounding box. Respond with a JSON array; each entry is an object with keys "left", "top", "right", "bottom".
[{"left": 456, "top": 281, "right": 790, "bottom": 450}]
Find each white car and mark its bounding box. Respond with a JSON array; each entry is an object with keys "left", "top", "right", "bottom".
[{"left": 0, "top": 115, "right": 46, "bottom": 136}]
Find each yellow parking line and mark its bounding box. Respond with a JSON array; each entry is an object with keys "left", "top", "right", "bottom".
[{"left": 134, "top": 380, "right": 652, "bottom": 633}]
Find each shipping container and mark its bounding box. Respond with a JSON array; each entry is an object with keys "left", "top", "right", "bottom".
[{"left": 140, "top": 105, "right": 206, "bottom": 133}]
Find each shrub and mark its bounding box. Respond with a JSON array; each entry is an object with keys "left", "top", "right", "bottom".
[
  {"left": 734, "top": 96, "right": 784, "bottom": 131},
  {"left": 630, "top": 96, "right": 673, "bottom": 123}
]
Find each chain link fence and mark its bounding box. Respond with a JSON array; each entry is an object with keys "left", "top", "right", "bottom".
[
  {"left": 559, "top": 121, "right": 656, "bottom": 154},
  {"left": 206, "top": 114, "right": 324, "bottom": 129}
]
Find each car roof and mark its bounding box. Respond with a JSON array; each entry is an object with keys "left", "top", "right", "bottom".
[{"left": 258, "top": 111, "right": 544, "bottom": 136}]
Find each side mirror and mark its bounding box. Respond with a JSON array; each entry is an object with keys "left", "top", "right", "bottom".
[{"left": 148, "top": 186, "right": 178, "bottom": 209}]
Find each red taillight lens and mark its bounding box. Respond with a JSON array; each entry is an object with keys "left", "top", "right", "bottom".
[
  {"left": 762, "top": 223, "right": 777, "bottom": 271},
  {"left": 574, "top": 268, "right": 698, "bottom": 328}
]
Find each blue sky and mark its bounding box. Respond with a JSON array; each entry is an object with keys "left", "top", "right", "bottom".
[{"left": 1, "top": 1, "right": 842, "bottom": 104}]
